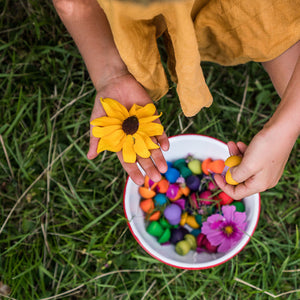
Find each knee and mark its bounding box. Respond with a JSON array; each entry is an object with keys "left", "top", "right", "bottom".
[
  {"left": 53, "top": 0, "right": 93, "bottom": 18},
  {"left": 53, "top": 0, "right": 75, "bottom": 16}
]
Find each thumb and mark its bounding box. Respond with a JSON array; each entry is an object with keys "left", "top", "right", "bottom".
[
  {"left": 87, "top": 130, "right": 99, "bottom": 160},
  {"left": 229, "top": 161, "right": 254, "bottom": 184}
]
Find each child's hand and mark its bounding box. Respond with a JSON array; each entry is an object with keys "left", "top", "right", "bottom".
[
  {"left": 214, "top": 126, "right": 295, "bottom": 199},
  {"left": 87, "top": 73, "right": 169, "bottom": 185}
]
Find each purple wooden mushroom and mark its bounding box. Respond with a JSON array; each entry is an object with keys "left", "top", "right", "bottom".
[
  {"left": 186, "top": 175, "right": 200, "bottom": 191},
  {"left": 170, "top": 227, "right": 189, "bottom": 245},
  {"left": 164, "top": 204, "right": 182, "bottom": 225}
]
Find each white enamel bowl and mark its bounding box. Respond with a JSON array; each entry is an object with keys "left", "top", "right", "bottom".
[{"left": 123, "top": 134, "right": 260, "bottom": 269}]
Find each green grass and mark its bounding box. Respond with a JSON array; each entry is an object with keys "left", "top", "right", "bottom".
[{"left": 0, "top": 1, "right": 299, "bottom": 299}]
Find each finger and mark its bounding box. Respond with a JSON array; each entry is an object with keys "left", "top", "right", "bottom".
[
  {"left": 87, "top": 132, "right": 99, "bottom": 160},
  {"left": 230, "top": 159, "right": 255, "bottom": 184},
  {"left": 227, "top": 141, "right": 242, "bottom": 156},
  {"left": 87, "top": 97, "right": 105, "bottom": 160},
  {"left": 117, "top": 152, "right": 145, "bottom": 185},
  {"left": 150, "top": 146, "right": 168, "bottom": 174},
  {"left": 137, "top": 156, "right": 162, "bottom": 182},
  {"left": 150, "top": 135, "right": 168, "bottom": 174},
  {"left": 215, "top": 174, "right": 257, "bottom": 199},
  {"left": 157, "top": 131, "right": 170, "bottom": 152},
  {"left": 237, "top": 141, "right": 248, "bottom": 153},
  {"left": 226, "top": 141, "right": 250, "bottom": 183},
  {"left": 214, "top": 174, "right": 226, "bottom": 189}
]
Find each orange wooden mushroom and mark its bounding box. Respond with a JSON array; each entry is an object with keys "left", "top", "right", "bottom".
[
  {"left": 140, "top": 198, "right": 155, "bottom": 214},
  {"left": 208, "top": 159, "right": 225, "bottom": 174},
  {"left": 202, "top": 158, "right": 212, "bottom": 175},
  {"left": 139, "top": 186, "right": 156, "bottom": 199}
]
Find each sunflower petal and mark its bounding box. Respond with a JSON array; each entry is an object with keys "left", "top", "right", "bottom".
[
  {"left": 134, "top": 104, "right": 144, "bottom": 110},
  {"left": 139, "top": 112, "right": 162, "bottom": 124},
  {"left": 91, "top": 116, "right": 122, "bottom": 126},
  {"left": 96, "top": 138, "right": 120, "bottom": 153},
  {"left": 135, "top": 103, "right": 156, "bottom": 118},
  {"left": 92, "top": 125, "right": 122, "bottom": 138},
  {"left": 97, "top": 139, "right": 107, "bottom": 153},
  {"left": 138, "top": 132, "right": 160, "bottom": 150},
  {"left": 97, "top": 132, "right": 127, "bottom": 153},
  {"left": 101, "top": 129, "right": 126, "bottom": 147},
  {"left": 100, "top": 98, "right": 129, "bottom": 119},
  {"left": 114, "top": 135, "right": 127, "bottom": 152},
  {"left": 128, "top": 104, "right": 137, "bottom": 116},
  {"left": 122, "top": 135, "right": 136, "bottom": 163},
  {"left": 138, "top": 122, "right": 164, "bottom": 136},
  {"left": 133, "top": 134, "right": 151, "bottom": 158}
]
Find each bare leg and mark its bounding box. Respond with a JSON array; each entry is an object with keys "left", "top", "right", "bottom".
[{"left": 262, "top": 40, "right": 300, "bottom": 97}]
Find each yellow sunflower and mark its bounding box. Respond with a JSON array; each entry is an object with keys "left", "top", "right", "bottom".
[{"left": 91, "top": 98, "right": 164, "bottom": 163}]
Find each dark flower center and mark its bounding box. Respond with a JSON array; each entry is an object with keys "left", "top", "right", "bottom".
[{"left": 122, "top": 116, "right": 139, "bottom": 135}]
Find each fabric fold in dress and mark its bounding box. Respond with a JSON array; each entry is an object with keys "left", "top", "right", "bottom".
[{"left": 97, "top": 0, "right": 300, "bottom": 117}]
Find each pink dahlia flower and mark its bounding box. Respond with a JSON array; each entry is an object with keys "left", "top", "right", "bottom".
[{"left": 201, "top": 205, "right": 247, "bottom": 252}]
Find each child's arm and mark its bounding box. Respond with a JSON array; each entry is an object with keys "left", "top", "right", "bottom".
[
  {"left": 215, "top": 41, "right": 300, "bottom": 199},
  {"left": 53, "top": 0, "right": 169, "bottom": 185}
]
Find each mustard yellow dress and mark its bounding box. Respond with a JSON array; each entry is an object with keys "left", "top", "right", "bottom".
[{"left": 96, "top": 0, "right": 300, "bottom": 117}]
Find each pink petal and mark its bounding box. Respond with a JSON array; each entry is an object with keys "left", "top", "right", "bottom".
[
  {"left": 206, "top": 214, "right": 224, "bottom": 225},
  {"left": 201, "top": 222, "right": 213, "bottom": 235},
  {"left": 233, "top": 211, "right": 247, "bottom": 224},
  {"left": 217, "top": 238, "right": 235, "bottom": 252},
  {"left": 237, "top": 222, "right": 247, "bottom": 232},
  {"left": 207, "top": 231, "right": 226, "bottom": 246},
  {"left": 232, "top": 230, "right": 244, "bottom": 241},
  {"left": 222, "top": 205, "right": 236, "bottom": 221},
  {"left": 210, "top": 220, "right": 224, "bottom": 230}
]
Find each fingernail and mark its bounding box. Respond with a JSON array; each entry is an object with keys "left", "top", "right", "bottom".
[
  {"left": 159, "top": 163, "right": 168, "bottom": 174},
  {"left": 87, "top": 151, "right": 96, "bottom": 160},
  {"left": 135, "top": 177, "right": 144, "bottom": 185},
  {"left": 152, "top": 173, "right": 162, "bottom": 183},
  {"left": 160, "top": 142, "right": 169, "bottom": 151}
]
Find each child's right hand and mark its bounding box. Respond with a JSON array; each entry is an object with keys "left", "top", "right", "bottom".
[
  {"left": 214, "top": 125, "right": 296, "bottom": 199},
  {"left": 87, "top": 73, "right": 169, "bottom": 185}
]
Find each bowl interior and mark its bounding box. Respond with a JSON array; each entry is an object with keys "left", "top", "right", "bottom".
[{"left": 123, "top": 135, "right": 260, "bottom": 269}]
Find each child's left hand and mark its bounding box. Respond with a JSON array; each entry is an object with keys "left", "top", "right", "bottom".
[{"left": 214, "top": 126, "right": 296, "bottom": 199}]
